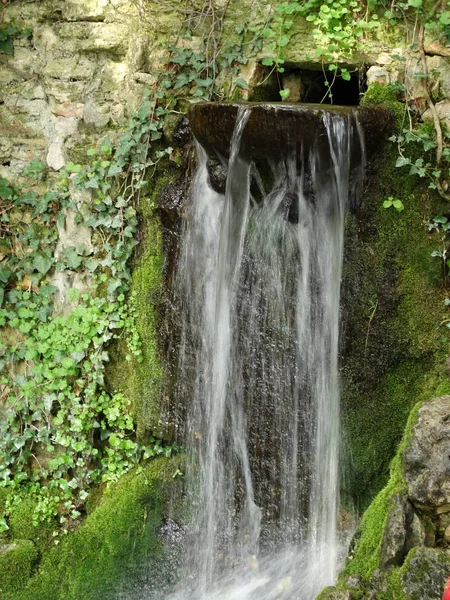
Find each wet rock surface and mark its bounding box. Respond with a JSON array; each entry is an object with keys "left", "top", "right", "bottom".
[
  {"left": 206, "top": 155, "right": 227, "bottom": 194},
  {"left": 188, "top": 102, "right": 394, "bottom": 164}
]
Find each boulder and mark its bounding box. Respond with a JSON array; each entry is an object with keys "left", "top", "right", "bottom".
[
  {"left": 403, "top": 396, "right": 450, "bottom": 510},
  {"left": 401, "top": 547, "right": 450, "bottom": 600},
  {"left": 380, "top": 493, "right": 412, "bottom": 569}
]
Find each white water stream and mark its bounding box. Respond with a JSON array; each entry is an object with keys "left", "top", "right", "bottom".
[{"left": 164, "top": 106, "right": 365, "bottom": 600}]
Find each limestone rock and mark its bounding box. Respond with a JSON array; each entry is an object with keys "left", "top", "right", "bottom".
[
  {"left": 366, "top": 65, "right": 399, "bottom": 87},
  {"left": 380, "top": 494, "right": 412, "bottom": 568},
  {"left": 403, "top": 395, "right": 450, "bottom": 509},
  {"left": 62, "top": 0, "right": 109, "bottom": 22},
  {"left": 282, "top": 72, "right": 304, "bottom": 102},
  {"left": 444, "top": 524, "right": 450, "bottom": 544},
  {"left": 425, "top": 40, "right": 450, "bottom": 58},
  {"left": 55, "top": 185, "right": 93, "bottom": 259},
  {"left": 51, "top": 103, "right": 84, "bottom": 118},
  {"left": 426, "top": 56, "right": 450, "bottom": 101},
  {"left": 401, "top": 547, "right": 450, "bottom": 600},
  {"left": 83, "top": 98, "right": 110, "bottom": 127}
]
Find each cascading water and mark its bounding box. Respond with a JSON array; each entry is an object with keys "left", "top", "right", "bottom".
[{"left": 167, "top": 104, "right": 365, "bottom": 600}]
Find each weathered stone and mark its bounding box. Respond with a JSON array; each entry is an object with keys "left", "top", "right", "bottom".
[
  {"left": 52, "top": 103, "right": 84, "bottom": 118},
  {"left": 406, "top": 512, "right": 427, "bottom": 551},
  {"left": 282, "top": 72, "right": 304, "bottom": 102},
  {"left": 444, "top": 524, "right": 450, "bottom": 544},
  {"left": 163, "top": 116, "right": 191, "bottom": 148},
  {"left": 404, "top": 396, "right": 450, "bottom": 510},
  {"left": 376, "top": 52, "right": 396, "bottom": 66},
  {"left": 426, "top": 56, "right": 450, "bottom": 101},
  {"left": 436, "top": 503, "right": 450, "bottom": 515},
  {"left": 83, "top": 98, "right": 110, "bottom": 127},
  {"left": 55, "top": 184, "right": 93, "bottom": 259},
  {"left": 404, "top": 54, "right": 427, "bottom": 101},
  {"left": 401, "top": 547, "right": 450, "bottom": 600},
  {"left": 50, "top": 271, "right": 91, "bottom": 315},
  {"left": 46, "top": 115, "right": 79, "bottom": 170},
  {"left": 189, "top": 102, "right": 393, "bottom": 164},
  {"left": 44, "top": 56, "right": 96, "bottom": 81},
  {"left": 366, "top": 66, "right": 390, "bottom": 86},
  {"left": 380, "top": 493, "right": 412, "bottom": 568},
  {"left": 62, "top": 0, "right": 109, "bottom": 22},
  {"left": 235, "top": 60, "right": 267, "bottom": 101},
  {"left": 425, "top": 40, "right": 450, "bottom": 58},
  {"left": 206, "top": 155, "right": 227, "bottom": 194},
  {"left": 159, "top": 183, "right": 185, "bottom": 212}
]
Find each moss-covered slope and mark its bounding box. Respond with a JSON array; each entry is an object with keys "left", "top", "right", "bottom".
[{"left": 3, "top": 457, "right": 183, "bottom": 600}]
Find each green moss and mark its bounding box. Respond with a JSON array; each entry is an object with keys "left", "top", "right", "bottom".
[
  {"left": 0, "top": 540, "right": 38, "bottom": 599},
  {"left": 13, "top": 456, "right": 184, "bottom": 600},
  {"left": 342, "top": 402, "right": 421, "bottom": 582},
  {"left": 361, "top": 83, "right": 405, "bottom": 129},
  {"left": 8, "top": 499, "right": 55, "bottom": 550},
  {"left": 385, "top": 546, "right": 450, "bottom": 600},
  {"left": 341, "top": 86, "right": 450, "bottom": 505},
  {"left": 107, "top": 160, "right": 180, "bottom": 440}
]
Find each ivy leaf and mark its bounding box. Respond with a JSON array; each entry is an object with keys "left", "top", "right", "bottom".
[
  {"left": 39, "top": 284, "right": 57, "bottom": 297},
  {"left": 65, "top": 162, "right": 82, "bottom": 174},
  {"left": 383, "top": 199, "right": 393, "bottom": 208},
  {"left": 261, "top": 57, "right": 274, "bottom": 66},
  {"left": 109, "top": 434, "right": 120, "bottom": 447},
  {"left": 396, "top": 156, "right": 411, "bottom": 168},
  {"left": 341, "top": 69, "right": 352, "bottom": 82},
  {"left": 279, "top": 88, "right": 291, "bottom": 99},
  {"left": 33, "top": 253, "right": 53, "bottom": 275},
  {"left": 0, "top": 178, "right": 13, "bottom": 200},
  {"left": 0, "top": 37, "right": 14, "bottom": 57},
  {"left": 64, "top": 247, "right": 83, "bottom": 270},
  {"left": 107, "top": 163, "right": 123, "bottom": 177},
  {"left": 235, "top": 78, "right": 249, "bottom": 90}
]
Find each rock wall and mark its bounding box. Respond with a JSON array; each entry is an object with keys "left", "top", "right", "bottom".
[{"left": 321, "top": 396, "right": 450, "bottom": 600}]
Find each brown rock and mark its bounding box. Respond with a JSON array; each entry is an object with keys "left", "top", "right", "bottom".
[{"left": 52, "top": 103, "right": 84, "bottom": 118}]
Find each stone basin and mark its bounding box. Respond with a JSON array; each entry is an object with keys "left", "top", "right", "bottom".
[{"left": 188, "top": 102, "right": 393, "bottom": 162}]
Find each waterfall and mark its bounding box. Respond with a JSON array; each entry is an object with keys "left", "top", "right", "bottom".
[{"left": 169, "top": 105, "right": 365, "bottom": 600}]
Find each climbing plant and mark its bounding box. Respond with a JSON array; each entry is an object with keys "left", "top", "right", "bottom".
[{"left": 0, "top": 94, "right": 179, "bottom": 534}]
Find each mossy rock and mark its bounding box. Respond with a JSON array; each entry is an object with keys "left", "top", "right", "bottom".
[
  {"left": 340, "top": 81, "right": 450, "bottom": 505},
  {"left": 341, "top": 402, "right": 422, "bottom": 584},
  {"left": 387, "top": 546, "right": 450, "bottom": 600},
  {"left": 12, "top": 456, "right": 184, "bottom": 600},
  {"left": 0, "top": 540, "right": 38, "bottom": 599},
  {"left": 106, "top": 158, "right": 182, "bottom": 441},
  {"left": 8, "top": 498, "right": 55, "bottom": 550}
]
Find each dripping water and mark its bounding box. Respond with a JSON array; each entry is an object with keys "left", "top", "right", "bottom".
[{"left": 165, "top": 106, "right": 365, "bottom": 600}]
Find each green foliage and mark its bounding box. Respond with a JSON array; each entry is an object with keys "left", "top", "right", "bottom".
[
  {"left": 383, "top": 196, "right": 404, "bottom": 211},
  {"left": 389, "top": 124, "right": 450, "bottom": 195},
  {"left": 0, "top": 90, "right": 179, "bottom": 536},
  {"left": 0, "top": 20, "right": 31, "bottom": 57}
]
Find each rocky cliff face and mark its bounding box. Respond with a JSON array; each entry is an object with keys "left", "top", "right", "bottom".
[{"left": 321, "top": 396, "right": 450, "bottom": 600}]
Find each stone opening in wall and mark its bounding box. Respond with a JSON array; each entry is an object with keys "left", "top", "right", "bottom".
[{"left": 252, "top": 64, "right": 366, "bottom": 106}]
